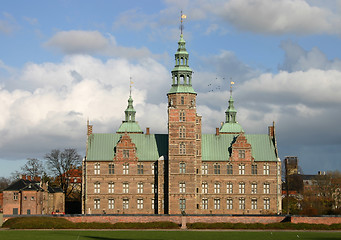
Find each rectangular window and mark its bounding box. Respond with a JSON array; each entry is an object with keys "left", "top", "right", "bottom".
[
  {"left": 227, "top": 199, "right": 233, "bottom": 210},
  {"left": 123, "top": 150, "right": 129, "bottom": 158},
  {"left": 180, "top": 199, "right": 186, "bottom": 210},
  {"left": 214, "top": 183, "right": 220, "bottom": 194},
  {"left": 227, "top": 182, "right": 233, "bottom": 194},
  {"left": 13, "top": 192, "right": 18, "bottom": 200},
  {"left": 264, "top": 198, "right": 270, "bottom": 210},
  {"left": 263, "top": 164, "right": 270, "bottom": 175},
  {"left": 108, "top": 199, "right": 115, "bottom": 209},
  {"left": 179, "top": 162, "right": 186, "bottom": 173},
  {"left": 94, "top": 163, "right": 100, "bottom": 174},
  {"left": 239, "top": 182, "right": 245, "bottom": 194},
  {"left": 202, "top": 198, "right": 208, "bottom": 209},
  {"left": 202, "top": 164, "right": 208, "bottom": 175},
  {"left": 137, "top": 182, "right": 144, "bottom": 194},
  {"left": 227, "top": 164, "right": 233, "bottom": 174},
  {"left": 151, "top": 164, "right": 155, "bottom": 175},
  {"left": 151, "top": 198, "right": 155, "bottom": 209},
  {"left": 251, "top": 164, "right": 257, "bottom": 175},
  {"left": 214, "top": 198, "right": 220, "bottom": 210},
  {"left": 108, "top": 182, "right": 115, "bottom": 193},
  {"left": 251, "top": 199, "right": 257, "bottom": 210},
  {"left": 94, "top": 182, "right": 100, "bottom": 194},
  {"left": 179, "top": 182, "right": 186, "bottom": 193},
  {"left": 123, "top": 163, "right": 129, "bottom": 174},
  {"left": 109, "top": 163, "right": 115, "bottom": 174},
  {"left": 264, "top": 183, "right": 270, "bottom": 194},
  {"left": 239, "top": 164, "right": 245, "bottom": 175},
  {"left": 239, "top": 150, "right": 245, "bottom": 158},
  {"left": 123, "top": 182, "right": 129, "bottom": 194},
  {"left": 239, "top": 198, "right": 245, "bottom": 210},
  {"left": 179, "top": 111, "right": 185, "bottom": 122},
  {"left": 94, "top": 199, "right": 100, "bottom": 209},
  {"left": 202, "top": 182, "right": 208, "bottom": 194},
  {"left": 179, "top": 143, "right": 186, "bottom": 155},
  {"left": 214, "top": 164, "right": 220, "bottom": 174},
  {"left": 137, "top": 199, "right": 144, "bottom": 209},
  {"left": 13, "top": 208, "right": 18, "bottom": 215},
  {"left": 251, "top": 183, "right": 257, "bottom": 194},
  {"left": 137, "top": 164, "right": 144, "bottom": 174},
  {"left": 27, "top": 209, "right": 31, "bottom": 215},
  {"left": 123, "top": 199, "right": 129, "bottom": 209}
]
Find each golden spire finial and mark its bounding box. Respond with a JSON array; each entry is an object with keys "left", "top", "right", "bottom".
[
  {"left": 230, "top": 77, "right": 235, "bottom": 97},
  {"left": 129, "top": 76, "right": 133, "bottom": 97},
  {"left": 180, "top": 11, "right": 186, "bottom": 35}
]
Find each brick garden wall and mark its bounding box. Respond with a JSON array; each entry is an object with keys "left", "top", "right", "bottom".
[{"left": 3, "top": 215, "right": 341, "bottom": 225}]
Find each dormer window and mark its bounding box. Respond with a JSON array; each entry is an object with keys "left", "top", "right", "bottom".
[
  {"left": 123, "top": 150, "right": 129, "bottom": 158},
  {"left": 238, "top": 150, "right": 245, "bottom": 159}
]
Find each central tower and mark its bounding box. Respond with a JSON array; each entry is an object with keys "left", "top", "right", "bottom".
[{"left": 167, "top": 21, "right": 202, "bottom": 214}]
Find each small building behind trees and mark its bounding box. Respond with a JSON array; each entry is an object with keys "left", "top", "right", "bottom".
[{"left": 2, "top": 175, "right": 64, "bottom": 215}]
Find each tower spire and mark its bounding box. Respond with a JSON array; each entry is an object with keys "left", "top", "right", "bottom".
[
  {"left": 168, "top": 12, "right": 196, "bottom": 95},
  {"left": 116, "top": 78, "right": 143, "bottom": 134},
  {"left": 219, "top": 79, "right": 244, "bottom": 134}
]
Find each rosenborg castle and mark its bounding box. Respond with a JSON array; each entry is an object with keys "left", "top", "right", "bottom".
[{"left": 82, "top": 31, "right": 282, "bottom": 215}]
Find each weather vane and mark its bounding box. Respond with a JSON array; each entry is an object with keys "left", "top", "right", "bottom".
[
  {"left": 129, "top": 76, "right": 133, "bottom": 97},
  {"left": 180, "top": 11, "right": 186, "bottom": 35},
  {"left": 230, "top": 77, "right": 235, "bottom": 96}
]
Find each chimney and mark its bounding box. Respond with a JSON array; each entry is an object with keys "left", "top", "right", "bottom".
[
  {"left": 268, "top": 125, "right": 274, "bottom": 137},
  {"left": 146, "top": 127, "right": 150, "bottom": 135},
  {"left": 21, "top": 175, "right": 26, "bottom": 180},
  {"left": 87, "top": 124, "right": 93, "bottom": 136},
  {"left": 216, "top": 128, "right": 220, "bottom": 136},
  {"left": 27, "top": 176, "right": 31, "bottom": 181}
]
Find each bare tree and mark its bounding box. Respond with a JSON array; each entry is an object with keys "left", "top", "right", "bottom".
[
  {"left": 44, "top": 148, "right": 81, "bottom": 198},
  {"left": 21, "top": 158, "right": 45, "bottom": 177},
  {"left": 0, "top": 177, "right": 11, "bottom": 191}
]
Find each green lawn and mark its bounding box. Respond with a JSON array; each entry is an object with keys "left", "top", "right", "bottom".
[{"left": 0, "top": 230, "right": 340, "bottom": 240}]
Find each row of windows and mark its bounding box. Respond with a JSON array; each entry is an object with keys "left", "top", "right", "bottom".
[
  {"left": 93, "top": 198, "right": 271, "bottom": 211},
  {"left": 94, "top": 163, "right": 155, "bottom": 175},
  {"left": 199, "top": 198, "right": 270, "bottom": 210},
  {"left": 202, "top": 163, "right": 270, "bottom": 175},
  {"left": 94, "top": 198, "right": 156, "bottom": 210},
  {"left": 94, "top": 182, "right": 157, "bottom": 194},
  {"left": 186, "top": 182, "right": 270, "bottom": 194},
  {"left": 93, "top": 162, "right": 271, "bottom": 175},
  {"left": 94, "top": 181, "right": 270, "bottom": 195}
]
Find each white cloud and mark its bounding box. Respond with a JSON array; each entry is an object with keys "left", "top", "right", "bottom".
[
  {"left": 279, "top": 40, "right": 341, "bottom": 72},
  {"left": 44, "top": 30, "right": 155, "bottom": 59},
  {"left": 214, "top": 0, "right": 341, "bottom": 35},
  {"left": 0, "top": 12, "right": 17, "bottom": 35},
  {"left": 0, "top": 55, "right": 170, "bottom": 161}
]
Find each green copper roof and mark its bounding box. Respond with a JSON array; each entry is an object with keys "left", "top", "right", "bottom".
[
  {"left": 201, "top": 134, "right": 278, "bottom": 162},
  {"left": 219, "top": 122, "right": 244, "bottom": 133},
  {"left": 168, "top": 33, "right": 195, "bottom": 94},
  {"left": 87, "top": 133, "right": 168, "bottom": 161},
  {"left": 117, "top": 122, "right": 143, "bottom": 133},
  {"left": 168, "top": 84, "right": 196, "bottom": 94},
  {"left": 116, "top": 94, "right": 143, "bottom": 133}
]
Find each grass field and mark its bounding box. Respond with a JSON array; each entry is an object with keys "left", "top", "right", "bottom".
[{"left": 0, "top": 230, "right": 340, "bottom": 240}]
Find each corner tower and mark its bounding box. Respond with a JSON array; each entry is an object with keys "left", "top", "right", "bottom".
[
  {"left": 220, "top": 82, "right": 244, "bottom": 134},
  {"left": 167, "top": 15, "right": 202, "bottom": 214},
  {"left": 117, "top": 91, "right": 143, "bottom": 134}
]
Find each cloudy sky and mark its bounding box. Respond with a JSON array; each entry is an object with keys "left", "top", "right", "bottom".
[{"left": 1, "top": 0, "right": 340, "bottom": 177}]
